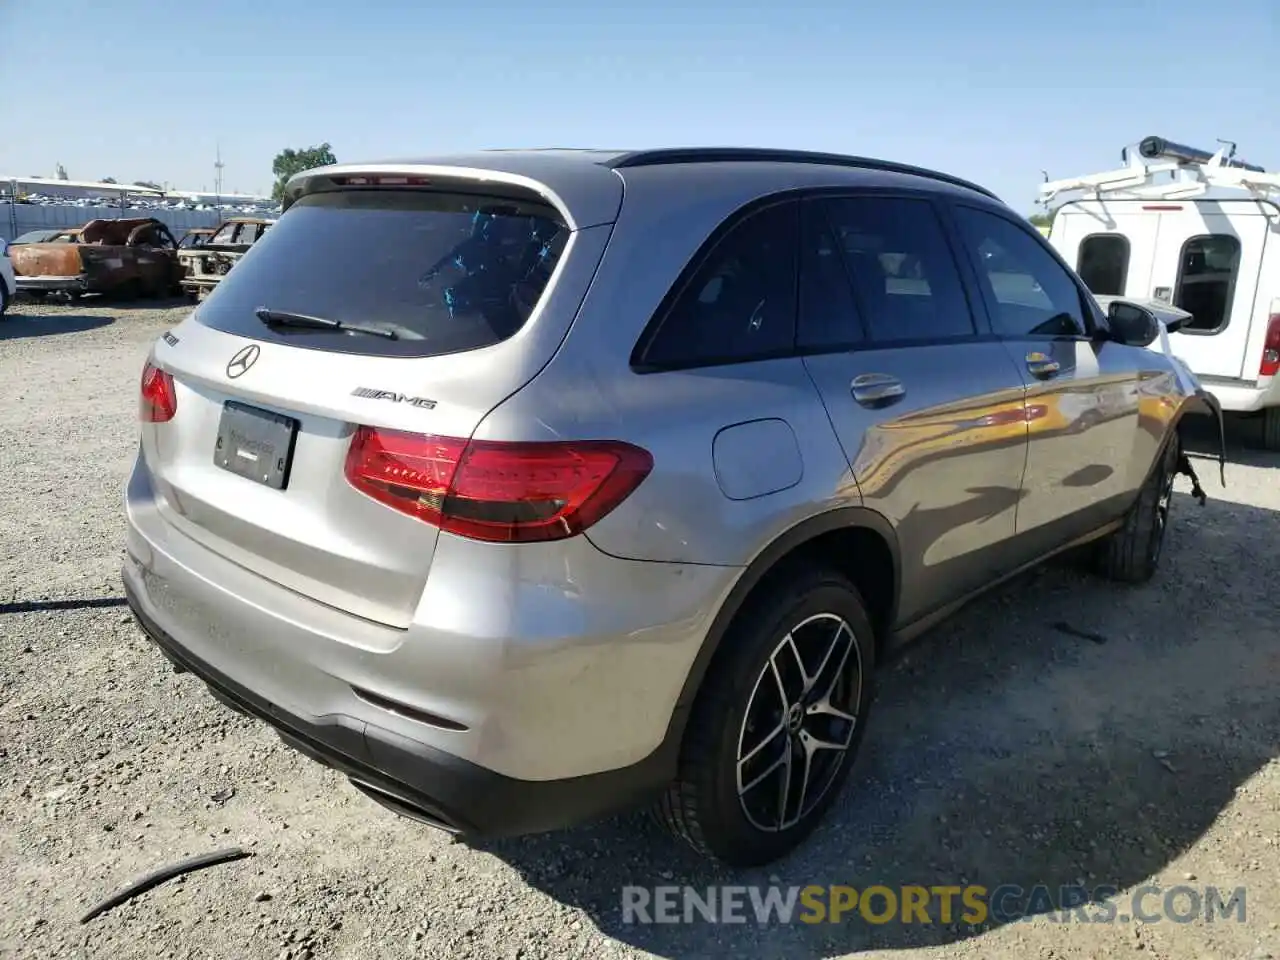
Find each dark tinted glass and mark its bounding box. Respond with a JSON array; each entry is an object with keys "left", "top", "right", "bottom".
[
  {"left": 194, "top": 190, "right": 568, "bottom": 357},
  {"left": 641, "top": 202, "right": 799, "bottom": 368},
  {"left": 955, "top": 206, "right": 1088, "bottom": 338},
  {"left": 822, "top": 197, "right": 975, "bottom": 342},
  {"left": 797, "top": 201, "right": 863, "bottom": 350},
  {"left": 1077, "top": 234, "right": 1130, "bottom": 296},
  {"left": 1175, "top": 235, "right": 1240, "bottom": 332}
]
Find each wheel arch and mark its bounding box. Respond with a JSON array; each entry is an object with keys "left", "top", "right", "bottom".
[{"left": 656, "top": 506, "right": 901, "bottom": 767}]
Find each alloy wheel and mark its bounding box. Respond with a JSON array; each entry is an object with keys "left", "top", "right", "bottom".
[{"left": 735, "top": 613, "right": 864, "bottom": 832}]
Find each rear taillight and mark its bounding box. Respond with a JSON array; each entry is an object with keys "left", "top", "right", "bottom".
[
  {"left": 344, "top": 427, "right": 653, "bottom": 543},
  {"left": 1260, "top": 313, "right": 1280, "bottom": 378},
  {"left": 140, "top": 361, "right": 177, "bottom": 422}
]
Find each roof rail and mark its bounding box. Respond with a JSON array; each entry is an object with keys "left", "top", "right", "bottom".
[
  {"left": 1038, "top": 135, "right": 1279, "bottom": 208},
  {"left": 606, "top": 148, "right": 999, "bottom": 200}
]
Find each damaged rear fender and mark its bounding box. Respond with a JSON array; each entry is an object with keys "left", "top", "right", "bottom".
[{"left": 1173, "top": 388, "right": 1227, "bottom": 491}]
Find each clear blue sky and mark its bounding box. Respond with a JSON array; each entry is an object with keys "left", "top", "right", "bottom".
[{"left": 1, "top": 0, "right": 1276, "bottom": 211}]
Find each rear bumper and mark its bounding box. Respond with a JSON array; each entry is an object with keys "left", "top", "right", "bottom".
[
  {"left": 15, "top": 274, "right": 87, "bottom": 294},
  {"left": 123, "top": 450, "right": 730, "bottom": 835},
  {"left": 125, "top": 584, "right": 666, "bottom": 837},
  {"left": 1197, "top": 375, "right": 1279, "bottom": 413}
]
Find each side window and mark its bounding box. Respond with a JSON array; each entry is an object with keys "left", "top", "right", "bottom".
[
  {"left": 640, "top": 203, "right": 798, "bottom": 368},
  {"left": 1175, "top": 235, "right": 1240, "bottom": 333},
  {"left": 821, "top": 197, "right": 976, "bottom": 343},
  {"left": 955, "top": 206, "right": 1089, "bottom": 338},
  {"left": 797, "top": 201, "right": 863, "bottom": 351},
  {"left": 1077, "top": 234, "right": 1130, "bottom": 296}
]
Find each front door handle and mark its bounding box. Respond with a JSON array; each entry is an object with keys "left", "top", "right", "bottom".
[
  {"left": 851, "top": 373, "right": 906, "bottom": 408},
  {"left": 1025, "top": 352, "right": 1060, "bottom": 379}
]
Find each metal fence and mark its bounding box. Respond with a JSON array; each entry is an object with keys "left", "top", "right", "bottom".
[{"left": 2, "top": 202, "right": 224, "bottom": 243}]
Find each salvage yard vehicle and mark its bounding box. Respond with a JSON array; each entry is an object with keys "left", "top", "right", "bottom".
[
  {"left": 8, "top": 228, "right": 70, "bottom": 245},
  {"left": 177, "top": 227, "right": 216, "bottom": 250},
  {"left": 177, "top": 217, "right": 275, "bottom": 302},
  {"left": 124, "top": 147, "right": 1226, "bottom": 868},
  {"left": 1041, "top": 135, "right": 1280, "bottom": 449},
  {"left": 10, "top": 217, "right": 182, "bottom": 300}
]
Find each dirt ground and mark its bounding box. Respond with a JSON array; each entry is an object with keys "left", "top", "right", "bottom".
[{"left": 0, "top": 300, "right": 1277, "bottom": 960}]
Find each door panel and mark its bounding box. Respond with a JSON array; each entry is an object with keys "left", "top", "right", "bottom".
[
  {"left": 804, "top": 347, "right": 1031, "bottom": 625},
  {"left": 954, "top": 203, "right": 1150, "bottom": 552},
  {"left": 999, "top": 337, "right": 1147, "bottom": 545},
  {"left": 799, "top": 196, "right": 1030, "bottom": 626},
  {"left": 1151, "top": 209, "right": 1269, "bottom": 379}
]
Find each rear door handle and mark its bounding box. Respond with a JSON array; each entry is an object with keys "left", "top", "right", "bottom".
[
  {"left": 1025, "top": 352, "right": 1060, "bottom": 379},
  {"left": 851, "top": 373, "right": 906, "bottom": 408}
]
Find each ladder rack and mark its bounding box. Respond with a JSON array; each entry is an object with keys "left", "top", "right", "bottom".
[{"left": 1038, "top": 136, "right": 1280, "bottom": 208}]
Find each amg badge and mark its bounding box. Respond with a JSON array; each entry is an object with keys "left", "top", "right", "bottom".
[{"left": 351, "top": 387, "right": 437, "bottom": 409}]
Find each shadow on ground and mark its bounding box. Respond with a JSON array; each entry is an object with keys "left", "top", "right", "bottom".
[
  {"left": 474, "top": 488, "right": 1279, "bottom": 958},
  {"left": 0, "top": 312, "right": 114, "bottom": 338}
]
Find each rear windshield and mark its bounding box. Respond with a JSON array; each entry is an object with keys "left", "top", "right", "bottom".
[{"left": 194, "top": 190, "right": 569, "bottom": 357}]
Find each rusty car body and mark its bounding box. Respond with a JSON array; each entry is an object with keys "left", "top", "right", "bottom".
[
  {"left": 177, "top": 217, "right": 275, "bottom": 301},
  {"left": 10, "top": 217, "right": 183, "bottom": 299}
]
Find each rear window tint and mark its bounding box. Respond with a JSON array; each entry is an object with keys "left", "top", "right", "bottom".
[
  {"left": 1077, "top": 234, "right": 1129, "bottom": 296},
  {"left": 194, "top": 190, "right": 568, "bottom": 357},
  {"left": 1175, "top": 234, "right": 1241, "bottom": 333}
]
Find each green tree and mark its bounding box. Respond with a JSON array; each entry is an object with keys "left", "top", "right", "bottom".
[
  {"left": 134, "top": 180, "right": 163, "bottom": 191},
  {"left": 1028, "top": 210, "right": 1055, "bottom": 228},
  {"left": 271, "top": 143, "right": 337, "bottom": 201},
  {"left": 101, "top": 177, "right": 117, "bottom": 184}
]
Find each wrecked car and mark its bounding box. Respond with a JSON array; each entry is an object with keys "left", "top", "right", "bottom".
[
  {"left": 177, "top": 227, "right": 216, "bottom": 250},
  {"left": 177, "top": 218, "right": 275, "bottom": 301},
  {"left": 10, "top": 217, "right": 183, "bottom": 300}
]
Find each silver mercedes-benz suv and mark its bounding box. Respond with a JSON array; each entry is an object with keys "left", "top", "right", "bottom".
[{"left": 123, "top": 147, "right": 1224, "bottom": 866}]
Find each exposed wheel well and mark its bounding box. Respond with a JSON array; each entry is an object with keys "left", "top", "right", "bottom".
[{"left": 760, "top": 526, "right": 896, "bottom": 648}]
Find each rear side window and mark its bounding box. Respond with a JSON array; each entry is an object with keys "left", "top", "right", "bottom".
[
  {"left": 1175, "top": 235, "right": 1240, "bottom": 333},
  {"left": 639, "top": 202, "right": 799, "bottom": 369},
  {"left": 195, "top": 190, "right": 568, "bottom": 357},
  {"left": 1077, "top": 234, "right": 1129, "bottom": 296},
  {"left": 955, "top": 206, "right": 1089, "bottom": 338},
  {"left": 820, "top": 197, "right": 975, "bottom": 343},
  {"left": 797, "top": 200, "right": 863, "bottom": 351}
]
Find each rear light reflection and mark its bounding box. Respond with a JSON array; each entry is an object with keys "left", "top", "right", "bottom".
[
  {"left": 140, "top": 361, "right": 177, "bottom": 422},
  {"left": 344, "top": 427, "right": 653, "bottom": 543}
]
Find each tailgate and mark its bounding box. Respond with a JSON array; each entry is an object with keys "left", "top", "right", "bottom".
[
  {"left": 138, "top": 182, "right": 607, "bottom": 629},
  {"left": 141, "top": 322, "right": 506, "bottom": 629}
]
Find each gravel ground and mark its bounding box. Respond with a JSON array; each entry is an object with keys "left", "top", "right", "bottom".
[{"left": 1, "top": 299, "right": 1277, "bottom": 960}]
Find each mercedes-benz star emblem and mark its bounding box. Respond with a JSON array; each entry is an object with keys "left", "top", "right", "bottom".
[{"left": 226, "top": 344, "right": 260, "bottom": 379}]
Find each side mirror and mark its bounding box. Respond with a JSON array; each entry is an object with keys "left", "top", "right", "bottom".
[{"left": 1106, "top": 300, "right": 1161, "bottom": 348}]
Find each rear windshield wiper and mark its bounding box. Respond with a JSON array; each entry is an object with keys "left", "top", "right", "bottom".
[{"left": 254, "top": 306, "right": 398, "bottom": 340}]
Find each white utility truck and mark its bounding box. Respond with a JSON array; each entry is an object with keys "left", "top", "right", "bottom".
[{"left": 1040, "top": 136, "right": 1280, "bottom": 449}]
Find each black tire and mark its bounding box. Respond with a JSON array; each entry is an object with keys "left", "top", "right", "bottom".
[
  {"left": 1094, "top": 436, "right": 1179, "bottom": 583},
  {"left": 656, "top": 564, "right": 876, "bottom": 866},
  {"left": 0, "top": 285, "right": 8, "bottom": 319},
  {"left": 1262, "top": 407, "right": 1280, "bottom": 453}
]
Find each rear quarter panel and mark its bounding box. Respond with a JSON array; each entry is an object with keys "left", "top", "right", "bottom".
[{"left": 474, "top": 163, "right": 882, "bottom": 567}]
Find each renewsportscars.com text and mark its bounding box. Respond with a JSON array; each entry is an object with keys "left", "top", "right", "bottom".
[{"left": 621, "top": 884, "right": 1247, "bottom": 926}]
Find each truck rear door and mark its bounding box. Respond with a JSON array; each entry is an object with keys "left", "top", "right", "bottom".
[
  {"left": 1150, "top": 201, "right": 1270, "bottom": 380},
  {"left": 1051, "top": 205, "right": 1160, "bottom": 303}
]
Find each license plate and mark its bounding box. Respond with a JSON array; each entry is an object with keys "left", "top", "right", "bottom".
[{"left": 213, "top": 401, "right": 298, "bottom": 490}]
